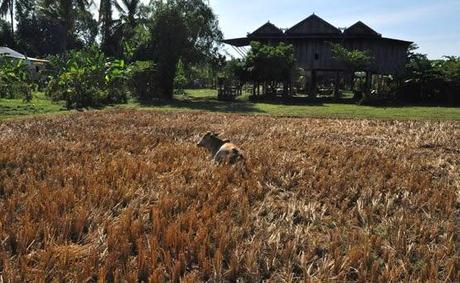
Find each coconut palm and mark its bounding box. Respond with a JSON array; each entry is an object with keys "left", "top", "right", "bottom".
[
  {"left": 114, "top": 0, "right": 141, "bottom": 29},
  {"left": 37, "top": 0, "right": 93, "bottom": 51},
  {"left": 99, "top": 0, "right": 119, "bottom": 56}
]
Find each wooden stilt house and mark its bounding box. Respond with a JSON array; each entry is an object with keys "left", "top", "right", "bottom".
[{"left": 223, "top": 14, "right": 412, "bottom": 95}]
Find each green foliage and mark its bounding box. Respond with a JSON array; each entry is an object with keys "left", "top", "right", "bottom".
[
  {"left": 171, "top": 0, "right": 223, "bottom": 66},
  {"left": 246, "top": 41, "right": 296, "bottom": 83},
  {"left": 128, "top": 60, "right": 159, "bottom": 102},
  {"left": 126, "top": 0, "right": 222, "bottom": 100},
  {"left": 124, "top": 24, "right": 150, "bottom": 61},
  {"left": 174, "top": 60, "right": 187, "bottom": 94},
  {"left": 149, "top": 2, "right": 187, "bottom": 100},
  {"left": 330, "top": 43, "right": 374, "bottom": 72},
  {"left": 75, "top": 5, "right": 98, "bottom": 46},
  {"left": 98, "top": 0, "right": 117, "bottom": 56},
  {"left": 0, "top": 0, "right": 14, "bottom": 44},
  {"left": 46, "top": 47, "right": 129, "bottom": 109},
  {"left": 14, "top": 0, "right": 95, "bottom": 56},
  {"left": 436, "top": 56, "right": 460, "bottom": 81},
  {"left": 0, "top": 56, "right": 32, "bottom": 101},
  {"left": 15, "top": 0, "right": 42, "bottom": 56},
  {"left": 100, "top": 0, "right": 146, "bottom": 59},
  {"left": 222, "top": 58, "right": 248, "bottom": 82},
  {"left": 11, "top": 0, "right": 222, "bottom": 101},
  {"left": 172, "top": 53, "right": 226, "bottom": 89},
  {"left": 0, "top": 18, "right": 13, "bottom": 46},
  {"left": 398, "top": 50, "right": 460, "bottom": 105},
  {"left": 115, "top": 0, "right": 141, "bottom": 30}
]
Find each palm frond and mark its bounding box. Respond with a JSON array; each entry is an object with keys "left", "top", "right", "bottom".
[
  {"left": 0, "top": 0, "right": 11, "bottom": 16},
  {"left": 113, "top": 0, "right": 125, "bottom": 15}
]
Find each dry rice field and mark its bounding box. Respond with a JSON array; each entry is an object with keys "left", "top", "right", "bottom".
[{"left": 0, "top": 110, "right": 459, "bottom": 282}]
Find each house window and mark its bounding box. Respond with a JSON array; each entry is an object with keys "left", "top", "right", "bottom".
[{"left": 315, "top": 53, "right": 320, "bottom": 60}]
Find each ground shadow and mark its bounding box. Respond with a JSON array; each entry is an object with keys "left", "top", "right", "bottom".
[
  {"left": 139, "top": 96, "right": 266, "bottom": 114},
  {"left": 249, "top": 96, "right": 349, "bottom": 106}
]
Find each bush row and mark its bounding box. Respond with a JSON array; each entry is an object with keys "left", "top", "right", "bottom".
[{"left": 45, "top": 48, "right": 161, "bottom": 109}]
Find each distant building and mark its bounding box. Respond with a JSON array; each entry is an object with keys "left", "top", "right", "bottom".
[
  {"left": 223, "top": 14, "right": 412, "bottom": 93},
  {"left": 0, "top": 47, "right": 49, "bottom": 79}
]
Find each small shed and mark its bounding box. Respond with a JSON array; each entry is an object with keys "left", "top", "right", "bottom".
[{"left": 0, "top": 47, "right": 49, "bottom": 79}]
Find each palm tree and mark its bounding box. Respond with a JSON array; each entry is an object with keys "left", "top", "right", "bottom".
[
  {"left": 0, "top": 0, "right": 14, "bottom": 44},
  {"left": 98, "top": 0, "right": 145, "bottom": 58},
  {"left": 38, "top": 0, "right": 92, "bottom": 51},
  {"left": 114, "top": 0, "right": 140, "bottom": 29},
  {"left": 99, "top": 0, "right": 118, "bottom": 55}
]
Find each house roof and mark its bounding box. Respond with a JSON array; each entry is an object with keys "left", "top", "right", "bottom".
[
  {"left": 221, "top": 14, "right": 413, "bottom": 47},
  {"left": 0, "top": 46, "right": 49, "bottom": 63},
  {"left": 286, "top": 14, "right": 342, "bottom": 36},
  {"left": 0, "top": 47, "right": 26, "bottom": 59},
  {"left": 249, "top": 22, "right": 284, "bottom": 37},
  {"left": 344, "top": 21, "right": 381, "bottom": 37}
]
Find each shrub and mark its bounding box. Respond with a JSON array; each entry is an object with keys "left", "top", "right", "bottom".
[
  {"left": 358, "top": 92, "right": 397, "bottom": 106},
  {"left": 397, "top": 53, "right": 460, "bottom": 106},
  {"left": 128, "top": 61, "right": 159, "bottom": 102},
  {"left": 0, "top": 56, "right": 33, "bottom": 102},
  {"left": 46, "top": 47, "right": 129, "bottom": 109},
  {"left": 174, "top": 60, "right": 187, "bottom": 95}
]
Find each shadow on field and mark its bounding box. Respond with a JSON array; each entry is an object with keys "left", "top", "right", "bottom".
[
  {"left": 250, "top": 96, "right": 339, "bottom": 106},
  {"left": 139, "top": 96, "right": 266, "bottom": 114}
]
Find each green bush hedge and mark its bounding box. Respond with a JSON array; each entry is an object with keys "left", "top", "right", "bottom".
[{"left": 46, "top": 48, "right": 129, "bottom": 109}]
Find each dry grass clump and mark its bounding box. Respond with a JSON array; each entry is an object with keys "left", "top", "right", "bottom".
[{"left": 0, "top": 109, "right": 459, "bottom": 282}]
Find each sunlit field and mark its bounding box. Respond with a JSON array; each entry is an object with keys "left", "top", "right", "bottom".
[{"left": 0, "top": 110, "right": 459, "bottom": 281}]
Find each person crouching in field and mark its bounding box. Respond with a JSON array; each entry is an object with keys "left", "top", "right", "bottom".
[{"left": 197, "top": 132, "right": 244, "bottom": 164}]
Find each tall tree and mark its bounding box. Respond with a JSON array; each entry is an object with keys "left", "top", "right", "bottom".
[
  {"left": 15, "top": 0, "right": 40, "bottom": 55},
  {"left": 37, "top": 0, "right": 93, "bottom": 52},
  {"left": 114, "top": 0, "right": 144, "bottom": 58},
  {"left": 99, "top": 0, "right": 118, "bottom": 56},
  {"left": 173, "top": 0, "right": 222, "bottom": 66},
  {"left": 0, "top": 18, "right": 13, "bottom": 46},
  {"left": 138, "top": 0, "right": 222, "bottom": 99},
  {"left": 0, "top": 0, "right": 14, "bottom": 44},
  {"left": 149, "top": 1, "right": 187, "bottom": 99}
]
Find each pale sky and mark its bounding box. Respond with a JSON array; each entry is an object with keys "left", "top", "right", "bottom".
[{"left": 208, "top": 0, "right": 460, "bottom": 59}]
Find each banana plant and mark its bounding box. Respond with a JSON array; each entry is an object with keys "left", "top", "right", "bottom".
[
  {"left": 46, "top": 47, "right": 130, "bottom": 108},
  {"left": 0, "top": 55, "right": 32, "bottom": 100}
]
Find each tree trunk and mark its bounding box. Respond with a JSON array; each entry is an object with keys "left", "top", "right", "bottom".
[
  {"left": 310, "top": 70, "right": 317, "bottom": 97},
  {"left": 350, "top": 72, "right": 355, "bottom": 90},
  {"left": 10, "top": 0, "right": 14, "bottom": 44},
  {"left": 334, "top": 71, "right": 341, "bottom": 99},
  {"left": 365, "top": 72, "right": 372, "bottom": 94},
  {"left": 283, "top": 81, "right": 288, "bottom": 97}
]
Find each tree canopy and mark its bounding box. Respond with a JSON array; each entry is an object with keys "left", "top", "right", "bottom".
[
  {"left": 149, "top": 1, "right": 187, "bottom": 99},
  {"left": 330, "top": 43, "right": 374, "bottom": 72},
  {"left": 245, "top": 41, "right": 296, "bottom": 85}
]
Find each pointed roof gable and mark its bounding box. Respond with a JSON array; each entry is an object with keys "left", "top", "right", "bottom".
[
  {"left": 286, "top": 14, "right": 341, "bottom": 36},
  {"left": 249, "top": 22, "right": 284, "bottom": 37},
  {"left": 344, "top": 21, "right": 381, "bottom": 37}
]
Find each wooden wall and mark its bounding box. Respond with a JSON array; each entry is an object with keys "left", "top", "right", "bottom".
[{"left": 285, "top": 38, "right": 408, "bottom": 74}]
